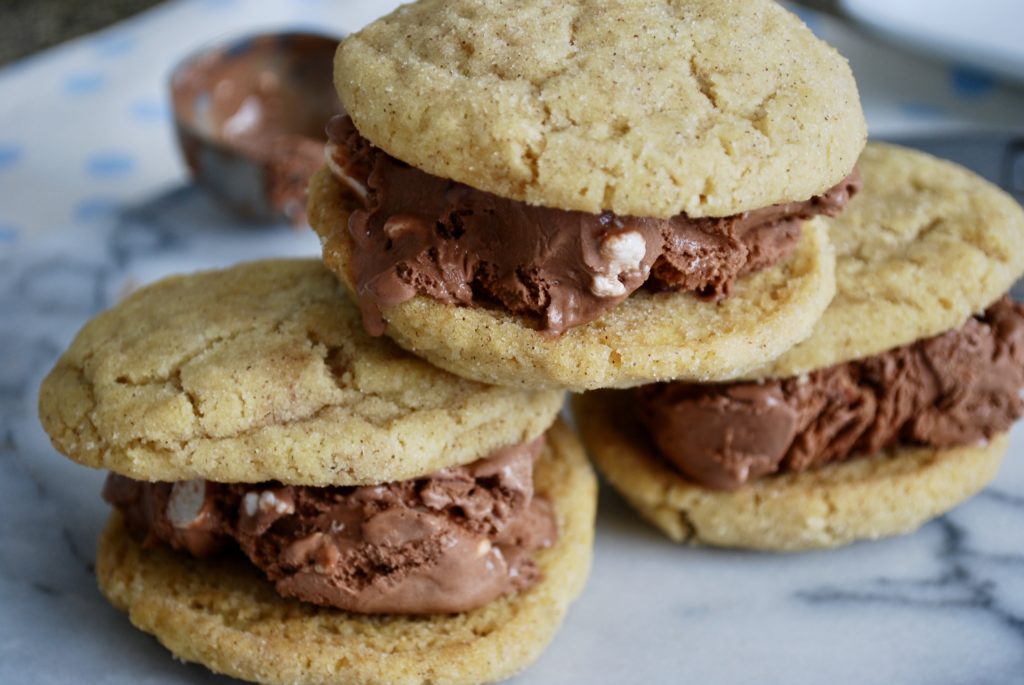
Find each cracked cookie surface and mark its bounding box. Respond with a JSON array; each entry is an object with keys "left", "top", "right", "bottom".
[
  {"left": 748, "top": 143, "right": 1024, "bottom": 379},
  {"left": 96, "top": 420, "right": 596, "bottom": 685},
  {"left": 335, "top": 0, "right": 865, "bottom": 219},
  {"left": 572, "top": 392, "right": 1007, "bottom": 551},
  {"left": 38, "top": 260, "right": 564, "bottom": 484}
]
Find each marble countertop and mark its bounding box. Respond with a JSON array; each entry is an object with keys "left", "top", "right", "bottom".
[{"left": 2, "top": 2, "right": 1024, "bottom": 683}]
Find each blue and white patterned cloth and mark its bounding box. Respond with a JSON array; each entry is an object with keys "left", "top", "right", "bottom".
[{"left": 0, "top": 0, "right": 394, "bottom": 246}]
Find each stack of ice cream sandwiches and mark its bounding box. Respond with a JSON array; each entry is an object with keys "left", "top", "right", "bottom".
[{"left": 37, "top": 0, "right": 1024, "bottom": 683}]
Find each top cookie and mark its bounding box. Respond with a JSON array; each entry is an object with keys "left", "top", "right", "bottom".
[
  {"left": 335, "top": 0, "right": 866, "bottom": 219},
  {"left": 38, "top": 260, "right": 564, "bottom": 485},
  {"left": 751, "top": 143, "right": 1024, "bottom": 379}
]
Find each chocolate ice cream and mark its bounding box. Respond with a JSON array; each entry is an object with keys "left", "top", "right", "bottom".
[
  {"left": 636, "top": 296, "right": 1024, "bottom": 490},
  {"left": 322, "top": 116, "right": 860, "bottom": 335},
  {"left": 103, "top": 438, "right": 557, "bottom": 614}
]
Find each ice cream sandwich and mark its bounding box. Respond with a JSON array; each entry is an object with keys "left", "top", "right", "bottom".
[
  {"left": 39, "top": 260, "right": 596, "bottom": 685},
  {"left": 308, "top": 0, "right": 867, "bottom": 390},
  {"left": 575, "top": 144, "right": 1024, "bottom": 550}
]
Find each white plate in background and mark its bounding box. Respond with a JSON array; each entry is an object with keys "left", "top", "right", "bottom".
[{"left": 840, "top": 0, "right": 1024, "bottom": 85}]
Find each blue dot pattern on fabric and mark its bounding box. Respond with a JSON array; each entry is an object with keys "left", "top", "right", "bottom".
[
  {"left": 0, "top": 224, "right": 19, "bottom": 243},
  {"left": 64, "top": 72, "right": 105, "bottom": 95},
  {"left": 950, "top": 65, "right": 997, "bottom": 99},
  {"left": 131, "top": 99, "right": 170, "bottom": 122},
  {"left": 86, "top": 153, "right": 136, "bottom": 178},
  {"left": 0, "top": 143, "right": 22, "bottom": 170},
  {"left": 75, "top": 197, "right": 119, "bottom": 221},
  {"left": 94, "top": 34, "right": 135, "bottom": 58}
]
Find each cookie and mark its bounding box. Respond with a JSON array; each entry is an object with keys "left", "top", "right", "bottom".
[
  {"left": 750, "top": 142, "right": 1024, "bottom": 379},
  {"left": 573, "top": 392, "right": 1007, "bottom": 551},
  {"left": 97, "top": 419, "right": 597, "bottom": 685},
  {"left": 335, "top": 0, "right": 865, "bottom": 219},
  {"left": 38, "top": 260, "right": 564, "bottom": 484},
  {"left": 308, "top": 168, "right": 837, "bottom": 390}
]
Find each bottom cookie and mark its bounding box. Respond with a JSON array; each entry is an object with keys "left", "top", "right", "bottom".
[
  {"left": 573, "top": 392, "right": 1007, "bottom": 551},
  {"left": 96, "top": 420, "right": 597, "bottom": 685}
]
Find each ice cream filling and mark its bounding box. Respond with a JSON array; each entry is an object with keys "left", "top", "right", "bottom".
[
  {"left": 635, "top": 296, "right": 1024, "bottom": 490},
  {"left": 103, "top": 438, "right": 557, "bottom": 614},
  {"left": 321, "top": 115, "right": 860, "bottom": 335}
]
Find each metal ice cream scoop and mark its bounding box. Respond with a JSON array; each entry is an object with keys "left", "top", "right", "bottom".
[{"left": 170, "top": 31, "right": 343, "bottom": 225}]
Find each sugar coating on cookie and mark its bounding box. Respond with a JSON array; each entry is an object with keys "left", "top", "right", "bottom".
[
  {"left": 750, "top": 143, "right": 1024, "bottom": 379},
  {"left": 97, "top": 421, "right": 597, "bottom": 685},
  {"left": 336, "top": 0, "right": 866, "bottom": 219},
  {"left": 309, "top": 168, "right": 837, "bottom": 390},
  {"left": 38, "top": 260, "right": 564, "bottom": 485},
  {"left": 573, "top": 393, "right": 1006, "bottom": 551}
]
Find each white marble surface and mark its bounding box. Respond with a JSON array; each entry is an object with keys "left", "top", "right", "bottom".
[{"left": 3, "top": 1, "right": 1024, "bottom": 683}]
